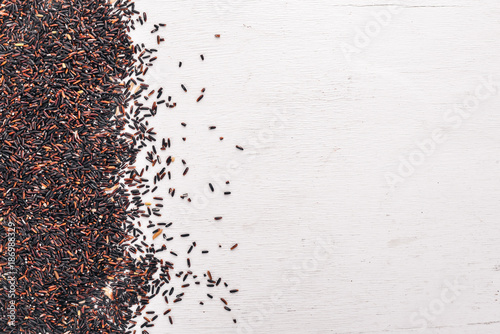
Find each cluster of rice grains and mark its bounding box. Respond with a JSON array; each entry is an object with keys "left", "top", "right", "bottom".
[{"left": 0, "top": 0, "right": 239, "bottom": 333}]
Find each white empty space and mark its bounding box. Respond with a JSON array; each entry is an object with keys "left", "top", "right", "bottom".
[{"left": 132, "top": 1, "right": 500, "bottom": 333}]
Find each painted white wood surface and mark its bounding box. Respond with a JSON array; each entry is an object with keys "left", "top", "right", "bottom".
[{"left": 131, "top": 0, "right": 500, "bottom": 333}]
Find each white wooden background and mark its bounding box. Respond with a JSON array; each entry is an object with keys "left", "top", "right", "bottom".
[{"left": 130, "top": 0, "right": 500, "bottom": 333}]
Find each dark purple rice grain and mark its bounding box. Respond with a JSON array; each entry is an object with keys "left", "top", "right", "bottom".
[{"left": 0, "top": 1, "right": 240, "bottom": 330}]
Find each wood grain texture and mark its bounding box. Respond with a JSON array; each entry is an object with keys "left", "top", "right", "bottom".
[{"left": 132, "top": 0, "right": 500, "bottom": 333}]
